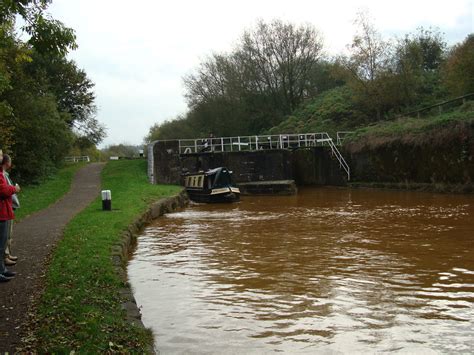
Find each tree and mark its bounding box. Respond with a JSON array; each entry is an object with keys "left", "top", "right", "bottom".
[
  {"left": 0, "top": 2, "right": 103, "bottom": 182},
  {"left": 0, "top": 0, "right": 51, "bottom": 22},
  {"left": 11, "top": 93, "right": 73, "bottom": 182},
  {"left": 180, "top": 19, "right": 326, "bottom": 138},
  {"left": 100, "top": 144, "right": 140, "bottom": 159},
  {"left": 0, "top": 0, "right": 77, "bottom": 57},
  {"left": 145, "top": 116, "right": 198, "bottom": 142},
  {"left": 0, "top": 22, "right": 32, "bottom": 152},
  {"left": 393, "top": 27, "right": 447, "bottom": 107},
  {"left": 442, "top": 34, "right": 474, "bottom": 96},
  {"left": 25, "top": 53, "right": 106, "bottom": 144},
  {"left": 238, "top": 19, "right": 324, "bottom": 113},
  {"left": 338, "top": 12, "right": 393, "bottom": 120},
  {"left": 0, "top": 25, "right": 14, "bottom": 151},
  {"left": 183, "top": 53, "right": 241, "bottom": 107}
]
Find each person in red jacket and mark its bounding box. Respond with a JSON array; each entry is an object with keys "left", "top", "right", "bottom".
[
  {"left": 3, "top": 154, "right": 19, "bottom": 266},
  {"left": 0, "top": 150, "right": 20, "bottom": 282}
]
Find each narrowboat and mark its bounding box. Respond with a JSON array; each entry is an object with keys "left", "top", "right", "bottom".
[{"left": 183, "top": 167, "right": 240, "bottom": 203}]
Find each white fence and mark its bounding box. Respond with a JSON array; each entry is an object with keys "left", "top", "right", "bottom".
[
  {"left": 336, "top": 131, "right": 354, "bottom": 146},
  {"left": 64, "top": 156, "right": 90, "bottom": 163},
  {"left": 177, "top": 132, "right": 348, "bottom": 155}
]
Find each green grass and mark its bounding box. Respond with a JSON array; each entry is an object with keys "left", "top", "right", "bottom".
[
  {"left": 268, "top": 90, "right": 474, "bottom": 145},
  {"left": 32, "top": 160, "right": 181, "bottom": 353},
  {"left": 347, "top": 107, "right": 474, "bottom": 143},
  {"left": 15, "top": 163, "right": 86, "bottom": 221}
]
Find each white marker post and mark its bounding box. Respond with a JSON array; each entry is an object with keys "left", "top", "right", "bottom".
[{"left": 101, "top": 190, "right": 112, "bottom": 211}]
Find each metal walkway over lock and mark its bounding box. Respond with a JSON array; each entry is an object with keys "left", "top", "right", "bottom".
[{"left": 178, "top": 132, "right": 351, "bottom": 181}]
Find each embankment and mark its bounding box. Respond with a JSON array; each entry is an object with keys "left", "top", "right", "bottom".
[
  {"left": 344, "top": 119, "right": 474, "bottom": 193},
  {"left": 113, "top": 191, "right": 188, "bottom": 331}
]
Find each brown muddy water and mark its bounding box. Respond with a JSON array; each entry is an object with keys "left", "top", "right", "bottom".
[{"left": 128, "top": 187, "right": 474, "bottom": 354}]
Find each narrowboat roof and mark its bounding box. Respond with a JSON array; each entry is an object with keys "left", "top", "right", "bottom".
[
  {"left": 206, "top": 167, "right": 228, "bottom": 175},
  {"left": 183, "top": 167, "right": 231, "bottom": 176}
]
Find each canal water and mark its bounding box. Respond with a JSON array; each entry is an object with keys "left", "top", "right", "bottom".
[{"left": 128, "top": 187, "right": 474, "bottom": 354}]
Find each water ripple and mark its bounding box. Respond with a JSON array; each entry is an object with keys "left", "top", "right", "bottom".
[{"left": 128, "top": 187, "right": 474, "bottom": 354}]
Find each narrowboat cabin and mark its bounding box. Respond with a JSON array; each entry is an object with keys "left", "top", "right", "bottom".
[{"left": 183, "top": 167, "right": 240, "bottom": 203}]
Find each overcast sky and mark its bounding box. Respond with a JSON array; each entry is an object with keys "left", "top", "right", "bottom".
[{"left": 48, "top": 0, "right": 473, "bottom": 147}]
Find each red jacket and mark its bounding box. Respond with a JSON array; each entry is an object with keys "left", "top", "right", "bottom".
[{"left": 0, "top": 171, "right": 16, "bottom": 221}]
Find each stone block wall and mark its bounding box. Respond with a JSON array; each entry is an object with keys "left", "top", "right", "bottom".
[{"left": 148, "top": 141, "right": 348, "bottom": 186}]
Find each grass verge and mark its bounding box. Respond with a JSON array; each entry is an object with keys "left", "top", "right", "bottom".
[
  {"left": 15, "top": 163, "right": 86, "bottom": 221},
  {"left": 31, "top": 160, "right": 181, "bottom": 353},
  {"left": 347, "top": 107, "right": 474, "bottom": 142}
]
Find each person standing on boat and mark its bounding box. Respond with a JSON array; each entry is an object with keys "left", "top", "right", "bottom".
[
  {"left": 208, "top": 133, "right": 214, "bottom": 152},
  {"left": 201, "top": 133, "right": 214, "bottom": 153}
]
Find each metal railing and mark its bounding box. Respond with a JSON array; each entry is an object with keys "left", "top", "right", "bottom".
[
  {"left": 336, "top": 131, "right": 354, "bottom": 145},
  {"left": 402, "top": 93, "right": 474, "bottom": 119},
  {"left": 178, "top": 132, "right": 350, "bottom": 180},
  {"left": 64, "top": 156, "right": 90, "bottom": 163},
  {"left": 325, "top": 136, "right": 351, "bottom": 181},
  {"left": 178, "top": 133, "right": 337, "bottom": 154}
]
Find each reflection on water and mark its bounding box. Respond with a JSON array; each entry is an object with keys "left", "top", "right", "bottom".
[{"left": 128, "top": 187, "right": 474, "bottom": 354}]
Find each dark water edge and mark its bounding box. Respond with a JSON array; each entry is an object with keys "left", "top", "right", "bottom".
[{"left": 349, "top": 181, "right": 474, "bottom": 194}]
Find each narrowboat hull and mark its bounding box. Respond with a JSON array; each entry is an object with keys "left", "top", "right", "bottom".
[{"left": 186, "top": 187, "right": 240, "bottom": 203}]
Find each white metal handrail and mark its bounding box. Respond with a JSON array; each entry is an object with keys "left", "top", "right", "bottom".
[
  {"left": 64, "top": 156, "right": 90, "bottom": 162},
  {"left": 336, "top": 131, "right": 354, "bottom": 146},
  {"left": 178, "top": 133, "right": 336, "bottom": 154},
  {"left": 176, "top": 132, "right": 350, "bottom": 181},
  {"left": 322, "top": 133, "right": 351, "bottom": 181}
]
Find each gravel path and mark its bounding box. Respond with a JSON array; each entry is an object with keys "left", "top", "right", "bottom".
[{"left": 0, "top": 163, "right": 105, "bottom": 352}]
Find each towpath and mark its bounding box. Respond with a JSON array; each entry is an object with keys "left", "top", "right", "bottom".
[{"left": 0, "top": 163, "right": 105, "bottom": 352}]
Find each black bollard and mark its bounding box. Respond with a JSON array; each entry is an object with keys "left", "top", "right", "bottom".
[{"left": 101, "top": 190, "right": 112, "bottom": 211}]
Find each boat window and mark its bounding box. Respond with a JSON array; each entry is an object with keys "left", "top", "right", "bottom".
[
  {"left": 213, "top": 171, "right": 232, "bottom": 188},
  {"left": 197, "top": 176, "right": 203, "bottom": 187}
]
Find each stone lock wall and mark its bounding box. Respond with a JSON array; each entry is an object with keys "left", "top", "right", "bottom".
[
  {"left": 149, "top": 141, "right": 348, "bottom": 186},
  {"left": 180, "top": 150, "right": 294, "bottom": 183},
  {"left": 291, "top": 148, "right": 348, "bottom": 186},
  {"left": 151, "top": 141, "right": 182, "bottom": 184},
  {"left": 343, "top": 121, "right": 474, "bottom": 186}
]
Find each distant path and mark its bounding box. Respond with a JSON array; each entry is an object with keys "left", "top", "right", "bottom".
[{"left": 0, "top": 163, "right": 105, "bottom": 352}]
